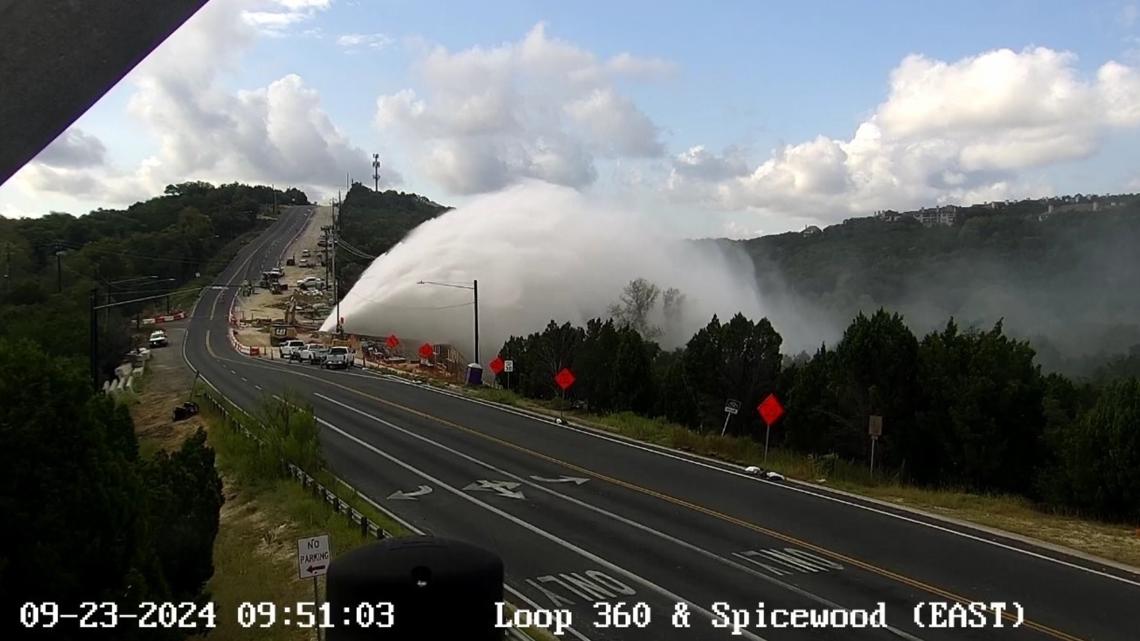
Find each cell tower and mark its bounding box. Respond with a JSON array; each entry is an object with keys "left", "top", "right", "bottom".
[{"left": 372, "top": 153, "right": 381, "bottom": 192}]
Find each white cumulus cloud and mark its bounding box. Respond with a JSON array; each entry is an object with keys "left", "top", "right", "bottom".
[
  {"left": 4, "top": 0, "right": 388, "bottom": 210},
  {"left": 241, "top": 0, "right": 330, "bottom": 36},
  {"left": 337, "top": 33, "right": 392, "bottom": 50},
  {"left": 374, "top": 23, "right": 669, "bottom": 194},
  {"left": 670, "top": 47, "right": 1140, "bottom": 225}
]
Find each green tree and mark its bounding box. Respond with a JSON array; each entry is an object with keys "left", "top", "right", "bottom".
[
  {"left": 574, "top": 319, "right": 622, "bottom": 411},
  {"left": 915, "top": 319, "right": 1046, "bottom": 491},
  {"left": 611, "top": 327, "right": 655, "bottom": 414},
  {"left": 783, "top": 344, "right": 846, "bottom": 453},
  {"left": 1047, "top": 378, "right": 1140, "bottom": 520},
  {"left": 681, "top": 313, "right": 783, "bottom": 432},
  {"left": 142, "top": 429, "right": 224, "bottom": 601},
  {"left": 0, "top": 340, "right": 155, "bottom": 615},
  {"left": 826, "top": 309, "right": 920, "bottom": 466}
]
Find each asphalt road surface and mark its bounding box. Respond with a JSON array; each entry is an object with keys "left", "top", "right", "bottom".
[{"left": 184, "top": 206, "right": 1140, "bottom": 641}]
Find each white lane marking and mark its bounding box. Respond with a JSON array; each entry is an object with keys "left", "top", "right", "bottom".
[
  {"left": 386, "top": 485, "right": 432, "bottom": 500},
  {"left": 254, "top": 384, "right": 263, "bottom": 391},
  {"left": 241, "top": 377, "right": 248, "bottom": 383},
  {"left": 229, "top": 369, "right": 237, "bottom": 375},
  {"left": 314, "top": 393, "right": 922, "bottom": 641},
  {"left": 388, "top": 381, "right": 1140, "bottom": 586},
  {"left": 314, "top": 412, "right": 766, "bottom": 641},
  {"left": 531, "top": 475, "right": 589, "bottom": 485}
]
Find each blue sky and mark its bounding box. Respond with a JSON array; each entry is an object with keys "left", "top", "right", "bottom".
[{"left": 4, "top": 0, "right": 1140, "bottom": 237}]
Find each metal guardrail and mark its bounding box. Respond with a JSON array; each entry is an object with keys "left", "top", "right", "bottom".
[
  {"left": 286, "top": 462, "right": 395, "bottom": 539},
  {"left": 197, "top": 390, "right": 391, "bottom": 540}
]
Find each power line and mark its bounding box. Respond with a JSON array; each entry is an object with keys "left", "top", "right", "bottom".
[
  {"left": 337, "top": 241, "right": 375, "bottom": 260},
  {"left": 54, "top": 241, "right": 212, "bottom": 265}
]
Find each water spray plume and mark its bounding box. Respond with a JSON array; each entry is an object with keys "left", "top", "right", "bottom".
[{"left": 322, "top": 181, "right": 779, "bottom": 360}]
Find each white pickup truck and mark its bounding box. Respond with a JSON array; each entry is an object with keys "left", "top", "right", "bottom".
[
  {"left": 148, "top": 330, "right": 168, "bottom": 348},
  {"left": 323, "top": 346, "right": 353, "bottom": 369},
  {"left": 298, "top": 343, "right": 329, "bottom": 364},
  {"left": 279, "top": 339, "right": 305, "bottom": 359}
]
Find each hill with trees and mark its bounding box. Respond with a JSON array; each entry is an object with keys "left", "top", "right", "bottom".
[
  {"left": 737, "top": 196, "right": 1140, "bottom": 377},
  {"left": 0, "top": 181, "right": 306, "bottom": 378},
  {"left": 334, "top": 183, "right": 449, "bottom": 292}
]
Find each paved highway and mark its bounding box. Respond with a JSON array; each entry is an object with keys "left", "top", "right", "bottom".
[{"left": 184, "top": 206, "right": 1140, "bottom": 640}]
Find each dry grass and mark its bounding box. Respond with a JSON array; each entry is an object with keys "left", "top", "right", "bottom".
[{"left": 128, "top": 341, "right": 202, "bottom": 456}]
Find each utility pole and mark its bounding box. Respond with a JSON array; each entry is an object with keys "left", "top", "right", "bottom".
[
  {"left": 272, "top": 184, "right": 278, "bottom": 216},
  {"left": 55, "top": 246, "right": 63, "bottom": 293},
  {"left": 473, "top": 279, "right": 479, "bottom": 364},
  {"left": 372, "top": 153, "right": 380, "bottom": 192},
  {"left": 89, "top": 288, "right": 99, "bottom": 388},
  {"left": 333, "top": 198, "right": 340, "bottom": 336},
  {"left": 3, "top": 242, "right": 10, "bottom": 295}
]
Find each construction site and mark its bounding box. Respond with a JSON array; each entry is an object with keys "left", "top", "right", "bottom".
[{"left": 229, "top": 205, "right": 473, "bottom": 383}]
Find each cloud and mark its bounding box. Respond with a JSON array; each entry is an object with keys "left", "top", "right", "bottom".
[
  {"left": 278, "top": 0, "right": 330, "bottom": 8},
  {"left": 670, "top": 47, "right": 1140, "bottom": 225},
  {"left": 337, "top": 33, "right": 392, "bottom": 50},
  {"left": 240, "top": 0, "right": 330, "bottom": 36},
  {"left": 6, "top": 0, "right": 389, "bottom": 209},
  {"left": 564, "top": 89, "right": 664, "bottom": 156},
  {"left": 36, "top": 128, "right": 107, "bottom": 169},
  {"left": 605, "top": 52, "right": 677, "bottom": 79},
  {"left": 375, "top": 23, "right": 670, "bottom": 194}
]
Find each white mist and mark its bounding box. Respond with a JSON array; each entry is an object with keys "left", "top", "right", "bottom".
[{"left": 321, "top": 181, "right": 781, "bottom": 361}]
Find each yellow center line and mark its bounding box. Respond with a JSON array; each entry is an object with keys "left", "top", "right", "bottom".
[{"left": 207, "top": 351, "right": 1086, "bottom": 641}]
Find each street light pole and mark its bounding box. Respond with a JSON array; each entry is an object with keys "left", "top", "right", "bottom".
[
  {"left": 416, "top": 279, "right": 480, "bottom": 364},
  {"left": 473, "top": 279, "right": 479, "bottom": 364}
]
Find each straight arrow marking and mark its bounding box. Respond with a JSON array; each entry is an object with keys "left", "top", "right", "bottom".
[{"left": 464, "top": 479, "right": 525, "bottom": 499}]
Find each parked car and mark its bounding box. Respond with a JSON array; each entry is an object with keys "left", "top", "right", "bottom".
[
  {"left": 295, "top": 276, "right": 323, "bottom": 289},
  {"left": 324, "top": 346, "right": 353, "bottom": 369},
  {"left": 148, "top": 330, "right": 168, "bottom": 348},
  {"left": 299, "top": 257, "right": 309, "bottom": 267},
  {"left": 279, "top": 339, "right": 306, "bottom": 359},
  {"left": 298, "top": 343, "right": 329, "bottom": 364},
  {"left": 301, "top": 248, "right": 311, "bottom": 257}
]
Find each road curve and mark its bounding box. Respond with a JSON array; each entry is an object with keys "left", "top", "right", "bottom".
[{"left": 184, "top": 207, "right": 1140, "bottom": 641}]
